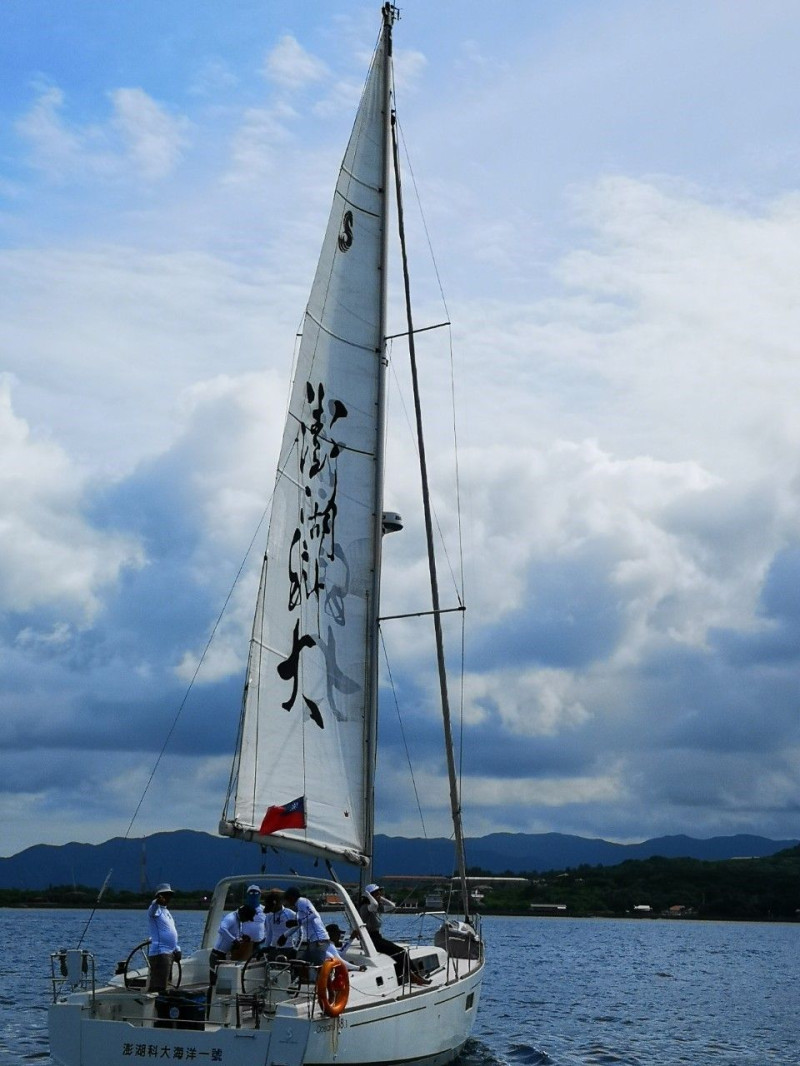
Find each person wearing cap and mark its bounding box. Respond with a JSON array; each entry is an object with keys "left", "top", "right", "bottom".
[
  {"left": 359, "top": 883, "right": 427, "bottom": 985},
  {"left": 147, "top": 883, "right": 181, "bottom": 992},
  {"left": 262, "top": 888, "right": 297, "bottom": 957},
  {"left": 240, "top": 885, "right": 266, "bottom": 953},
  {"left": 282, "top": 886, "right": 329, "bottom": 966}
]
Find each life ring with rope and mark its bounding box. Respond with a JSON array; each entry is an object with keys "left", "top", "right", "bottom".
[{"left": 316, "top": 957, "right": 350, "bottom": 1017}]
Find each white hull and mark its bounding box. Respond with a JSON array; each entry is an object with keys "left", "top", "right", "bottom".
[
  {"left": 50, "top": 873, "right": 483, "bottom": 1066},
  {"left": 49, "top": 956, "right": 483, "bottom": 1066}
]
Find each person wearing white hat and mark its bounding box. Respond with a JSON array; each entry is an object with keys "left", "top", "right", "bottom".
[
  {"left": 361, "top": 884, "right": 396, "bottom": 926},
  {"left": 359, "top": 883, "right": 429, "bottom": 986},
  {"left": 358, "top": 884, "right": 404, "bottom": 980},
  {"left": 146, "top": 883, "right": 181, "bottom": 992}
]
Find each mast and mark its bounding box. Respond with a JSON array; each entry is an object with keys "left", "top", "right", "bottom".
[
  {"left": 362, "top": 2, "right": 396, "bottom": 889},
  {"left": 390, "top": 107, "right": 471, "bottom": 920}
]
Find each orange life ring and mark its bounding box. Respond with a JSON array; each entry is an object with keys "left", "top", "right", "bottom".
[{"left": 316, "top": 957, "right": 350, "bottom": 1017}]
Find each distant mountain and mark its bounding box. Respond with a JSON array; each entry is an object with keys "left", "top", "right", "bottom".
[
  {"left": 1, "top": 830, "right": 796, "bottom": 892},
  {"left": 377, "top": 831, "right": 798, "bottom": 877}
]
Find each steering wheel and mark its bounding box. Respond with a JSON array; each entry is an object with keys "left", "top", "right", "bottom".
[
  {"left": 123, "top": 940, "right": 182, "bottom": 990},
  {"left": 241, "top": 953, "right": 268, "bottom": 994}
]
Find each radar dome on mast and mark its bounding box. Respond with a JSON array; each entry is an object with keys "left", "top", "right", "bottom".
[{"left": 382, "top": 511, "right": 403, "bottom": 534}]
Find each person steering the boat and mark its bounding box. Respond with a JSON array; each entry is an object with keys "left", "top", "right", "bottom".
[{"left": 146, "top": 882, "right": 181, "bottom": 993}]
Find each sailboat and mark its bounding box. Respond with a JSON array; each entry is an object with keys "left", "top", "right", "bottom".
[{"left": 48, "top": 6, "right": 484, "bottom": 1065}]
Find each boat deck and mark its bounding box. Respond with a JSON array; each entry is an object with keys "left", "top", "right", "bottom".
[{"left": 52, "top": 942, "right": 479, "bottom": 1031}]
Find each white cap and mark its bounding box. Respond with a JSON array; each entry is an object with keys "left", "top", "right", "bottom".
[
  {"left": 246, "top": 885, "right": 261, "bottom": 894},
  {"left": 365, "top": 883, "right": 380, "bottom": 894}
]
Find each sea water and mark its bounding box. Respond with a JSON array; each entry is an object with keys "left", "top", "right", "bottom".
[{"left": 1, "top": 909, "right": 797, "bottom": 1066}]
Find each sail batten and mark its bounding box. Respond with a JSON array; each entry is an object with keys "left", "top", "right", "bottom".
[
  {"left": 302, "top": 313, "right": 380, "bottom": 352},
  {"left": 223, "top": 28, "right": 390, "bottom": 865}
]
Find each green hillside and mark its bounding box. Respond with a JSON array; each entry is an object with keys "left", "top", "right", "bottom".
[{"left": 477, "top": 844, "right": 800, "bottom": 919}]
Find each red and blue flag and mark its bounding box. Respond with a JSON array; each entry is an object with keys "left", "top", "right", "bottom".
[{"left": 259, "top": 795, "right": 306, "bottom": 836}]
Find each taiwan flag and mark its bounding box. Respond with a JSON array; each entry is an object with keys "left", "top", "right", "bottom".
[{"left": 259, "top": 795, "right": 307, "bottom": 836}]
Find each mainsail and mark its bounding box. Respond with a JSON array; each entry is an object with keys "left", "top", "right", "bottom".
[{"left": 220, "top": 26, "right": 391, "bottom": 865}]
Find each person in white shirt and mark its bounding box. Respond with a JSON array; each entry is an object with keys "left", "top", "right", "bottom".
[
  {"left": 209, "top": 904, "right": 256, "bottom": 975},
  {"left": 240, "top": 885, "right": 266, "bottom": 952},
  {"left": 147, "top": 882, "right": 181, "bottom": 992},
  {"left": 283, "top": 886, "right": 330, "bottom": 966},
  {"left": 262, "top": 888, "right": 297, "bottom": 957},
  {"left": 325, "top": 923, "right": 366, "bottom": 971}
]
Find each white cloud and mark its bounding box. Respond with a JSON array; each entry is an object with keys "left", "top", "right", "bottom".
[
  {"left": 15, "top": 85, "right": 114, "bottom": 180},
  {"left": 224, "top": 104, "right": 295, "bottom": 185},
  {"left": 169, "top": 371, "right": 289, "bottom": 684},
  {"left": 0, "top": 246, "right": 286, "bottom": 476},
  {"left": 393, "top": 48, "right": 427, "bottom": 92},
  {"left": 311, "top": 79, "right": 364, "bottom": 120},
  {"left": 0, "top": 752, "right": 233, "bottom": 855},
  {"left": 16, "top": 84, "right": 190, "bottom": 184},
  {"left": 374, "top": 762, "right": 625, "bottom": 838},
  {"left": 189, "top": 58, "right": 239, "bottom": 98},
  {"left": 463, "top": 667, "right": 590, "bottom": 737},
  {"left": 0, "top": 379, "right": 143, "bottom": 619},
  {"left": 110, "top": 88, "right": 191, "bottom": 180},
  {"left": 264, "top": 35, "right": 329, "bottom": 90},
  {"left": 465, "top": 771, "right": 625, "bottom": 809}
]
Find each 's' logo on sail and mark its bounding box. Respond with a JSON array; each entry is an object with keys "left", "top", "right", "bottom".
[{"left": 338, "top": 210, "right": 354, "bottom": 252}]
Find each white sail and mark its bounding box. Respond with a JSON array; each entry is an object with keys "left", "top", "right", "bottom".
[{"left": 220, "top": 29, "right": 390, "bottom": 865}]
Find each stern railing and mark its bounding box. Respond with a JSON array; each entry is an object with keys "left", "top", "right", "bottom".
[{"left": 50, "top": 949, "right": 96, "bottom": 1005}]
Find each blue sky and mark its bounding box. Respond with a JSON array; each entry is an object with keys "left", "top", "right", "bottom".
[{"left": 2, "top": 0, "right": 800, "bottom": 857}]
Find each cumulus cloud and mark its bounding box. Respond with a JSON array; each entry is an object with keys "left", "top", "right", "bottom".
[
  {"left": 393, "top": 48, "right": 428, "bottom": 92},
  {"left": 16, "top": 83, "right": 190, "bottom": 183},
  {"left": 264, "top": 35, "right": 329, "bottom": 90},
  {"left": 110, "top": 88, "right": 191, "bottom": 180},
  {"left": 0, "top": 379, "right": 142, "bottom": 619},
  {"left": 0, "top": 245, "right": 287, "bottom": 475},
  {"left": 223, "top": 104, "right": 295, "bottom": 185},
  {"left": 15, "top": 85, "right": 114, "bottom": 180}
]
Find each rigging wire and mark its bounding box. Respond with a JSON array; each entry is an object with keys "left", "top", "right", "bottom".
[
  {"left": 378, "top": 625, "right": 427, "bottom": 840},
  {"left": 394, "top": 114, "right": 471, "bottom": 871},
  {"left": 120, "top": 501, "right": 273, "bottom": 844},
  {"left": 78, "top": 488, "right": 276, "bottom": 944},
  {"left": 385, "top": 341, "right": 463, "bottom": 607},
  {"left": 76, "top": 869, "right": 113, "bottom": 949},
  {"left": 378, "top": 626, "right": 451, "bottom": 909}
]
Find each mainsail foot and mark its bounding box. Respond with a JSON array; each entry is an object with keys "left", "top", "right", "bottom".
[{"left": 218, "top": 819, "right": 369, "bottom": 868}]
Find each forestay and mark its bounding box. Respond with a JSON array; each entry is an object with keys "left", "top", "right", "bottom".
[{"left": 220, "top": 28, "right": 390, "bottom": 865}]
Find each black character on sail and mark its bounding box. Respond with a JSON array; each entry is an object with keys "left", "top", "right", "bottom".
[
  {"left": 279, "top": 382, "right": 360, "bottom": 727},
  {"left": 338, "top": 209, "right": 354, "bottom": 252}
]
